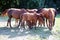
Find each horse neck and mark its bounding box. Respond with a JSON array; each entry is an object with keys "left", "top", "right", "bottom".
[
  {"left": 2, "top": 9, "right": 8, "bottom": 14},
  {"left": 36, "top": 8, "right": 43, "bottom": 13}
]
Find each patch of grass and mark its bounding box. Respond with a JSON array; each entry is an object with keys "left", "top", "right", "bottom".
[{"left": 56, "top": 14, "right": 60, "bottom": 18}]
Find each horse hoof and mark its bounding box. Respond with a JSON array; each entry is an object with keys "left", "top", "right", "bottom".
[
  {"left": 10, "top": 27, "right": 13, "bottom": 29},
  {"left": 49, "top": 28, "right": 52, "bottom": 31},
  {"left": 29, "top": 28, "right": 32, "bottom": 29},
  {"left": 16, "top": 26, "right": 19, "bottom": 28},
  {"left": 29, "top": 27, "right": 33, "bottom": 29},
  {"left": 16, "top": 25, "right": 20, "bottom": 28}
]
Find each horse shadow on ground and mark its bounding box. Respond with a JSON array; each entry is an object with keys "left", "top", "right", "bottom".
[{"left": 0, "top": 26, "right": 52, "bottom": 39}]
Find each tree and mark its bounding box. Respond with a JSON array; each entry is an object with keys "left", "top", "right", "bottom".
[{"left": 0, "top": 0, "right": 59, "bottom": 13}]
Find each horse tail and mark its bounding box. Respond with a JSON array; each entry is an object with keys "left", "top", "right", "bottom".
[
  {"left": 55, "top": 9, "right": 57, "bottom": 17},
  {"left": 53, "top": 8, "right": 57, "bottom": 17}
]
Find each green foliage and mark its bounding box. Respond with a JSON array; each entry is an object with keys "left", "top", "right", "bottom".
[{"left": 0, "top": 0, "right": 60, "bottom": 13}]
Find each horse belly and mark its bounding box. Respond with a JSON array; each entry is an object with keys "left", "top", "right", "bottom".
[{"left": 12, "top": 13, "right": 20, "bottom": 19}]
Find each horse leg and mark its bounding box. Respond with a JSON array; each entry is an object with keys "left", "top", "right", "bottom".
[
  {"left": 29, "top": 25, "right": 32, "bottom": 29},
  {"left": 46, "top": 19, "right": 49, "bottom": 27},
  {"left": 40, "top": 18, "right": 45, "bottom": 27},
  {"left": 34, "top": 22, "right": 37, "bottom": 30},
  {"left": 32, "top": 21, "right": 36, "bottom": 30},
  {"left": 43, "top": 21, "right": 45, "bottom": 27},
  {"left": 42, "top": 17, "right": 45, "bottom": 27},
  {"left": 17, "top": 19, "right": 21, "bottom": 28},
  {"left": 7, "top": 18, "right": 12, "bottom": 28},
  {"left": 35, "top": 20, "right": 37, "bottom": 30},
  {"left": 21, "top": 21, "right": 25, "bottom": 29},
  {"left": 22, "top": 21, "right": 25, "bottom": 29},
  {"left": 38, "top": 20, "right": 40, "bottom": 27},
  {"left": 53, "top": 18, "right": 55, "bottom": 26},
  {"left": 40, "top": 22, "right": 42, "bottom": 27},
  {"left": 7, "top": 20, "right": 9, "bottom": 26},
  {"left": 20, "top": 18, "right": 25, "bottom": 29},
  {"left": 48, "top": 20, "right": 52, "bottom": 30},
  {"left": 27, "top": 21, "right": 32, "bottom": 29},
  {"left": 38, "top": 20, "right": 41, "bottom": 27},
  {"left": 36, "top": 20, "right": 38, "bottom": 27},
  {"left": 43, "top": 18, "right": 45, "bottom": 27}
]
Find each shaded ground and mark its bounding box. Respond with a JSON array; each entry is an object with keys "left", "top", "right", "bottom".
[{"left": 0, "top": 14, "right": 60, "bottom": 40}]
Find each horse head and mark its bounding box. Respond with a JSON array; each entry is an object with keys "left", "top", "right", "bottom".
[{"left": 1, "top": 9, "right": 8, "bottom": 16}]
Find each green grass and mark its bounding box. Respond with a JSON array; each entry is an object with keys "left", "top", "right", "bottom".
[{"left": 56, "top": 14, "right": 60, "bottom": 18}]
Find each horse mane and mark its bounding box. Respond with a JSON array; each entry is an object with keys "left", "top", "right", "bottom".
[
  {"left": 2, "top": 9, "right": 8, "bottom": 14},
  {"left": 36, "top": 8, "right": 43, "bottom": 13}
]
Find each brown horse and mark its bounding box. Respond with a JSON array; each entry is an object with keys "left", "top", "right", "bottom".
[
  {"left": 49, "top": 8, "right": 57, "bottom": 26},
  {"left": 21, "top": 11, "right": 38, "bottom": 29},
  {"left": 25, "top": 9, "right": 45, "bottom": 28},
  {"left": 1, "top": 8, "right": 27, "bottom": 28},
  {"left": 37, "top": 13, "right": 45, "bottom": 27},
  {"left": 26, "top": 9, "right": 37, "bottom": 13},
  {"left": 37, "top": 8, "right": 57, "bottom": 30}
]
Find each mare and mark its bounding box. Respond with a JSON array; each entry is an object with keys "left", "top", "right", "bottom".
[
  {"left": 1, "top": 8, "right": 27, "bottom": 28},
  {"left": 37, "top": 8, "right": 57, "bottom": 30},
  {"left": 21, "top": 10, "right": 38, "bottom": 29}
]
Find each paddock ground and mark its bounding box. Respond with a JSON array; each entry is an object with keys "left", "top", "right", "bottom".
[{"left": 0, "top": 14, "right": 60, "bottom": 40}]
